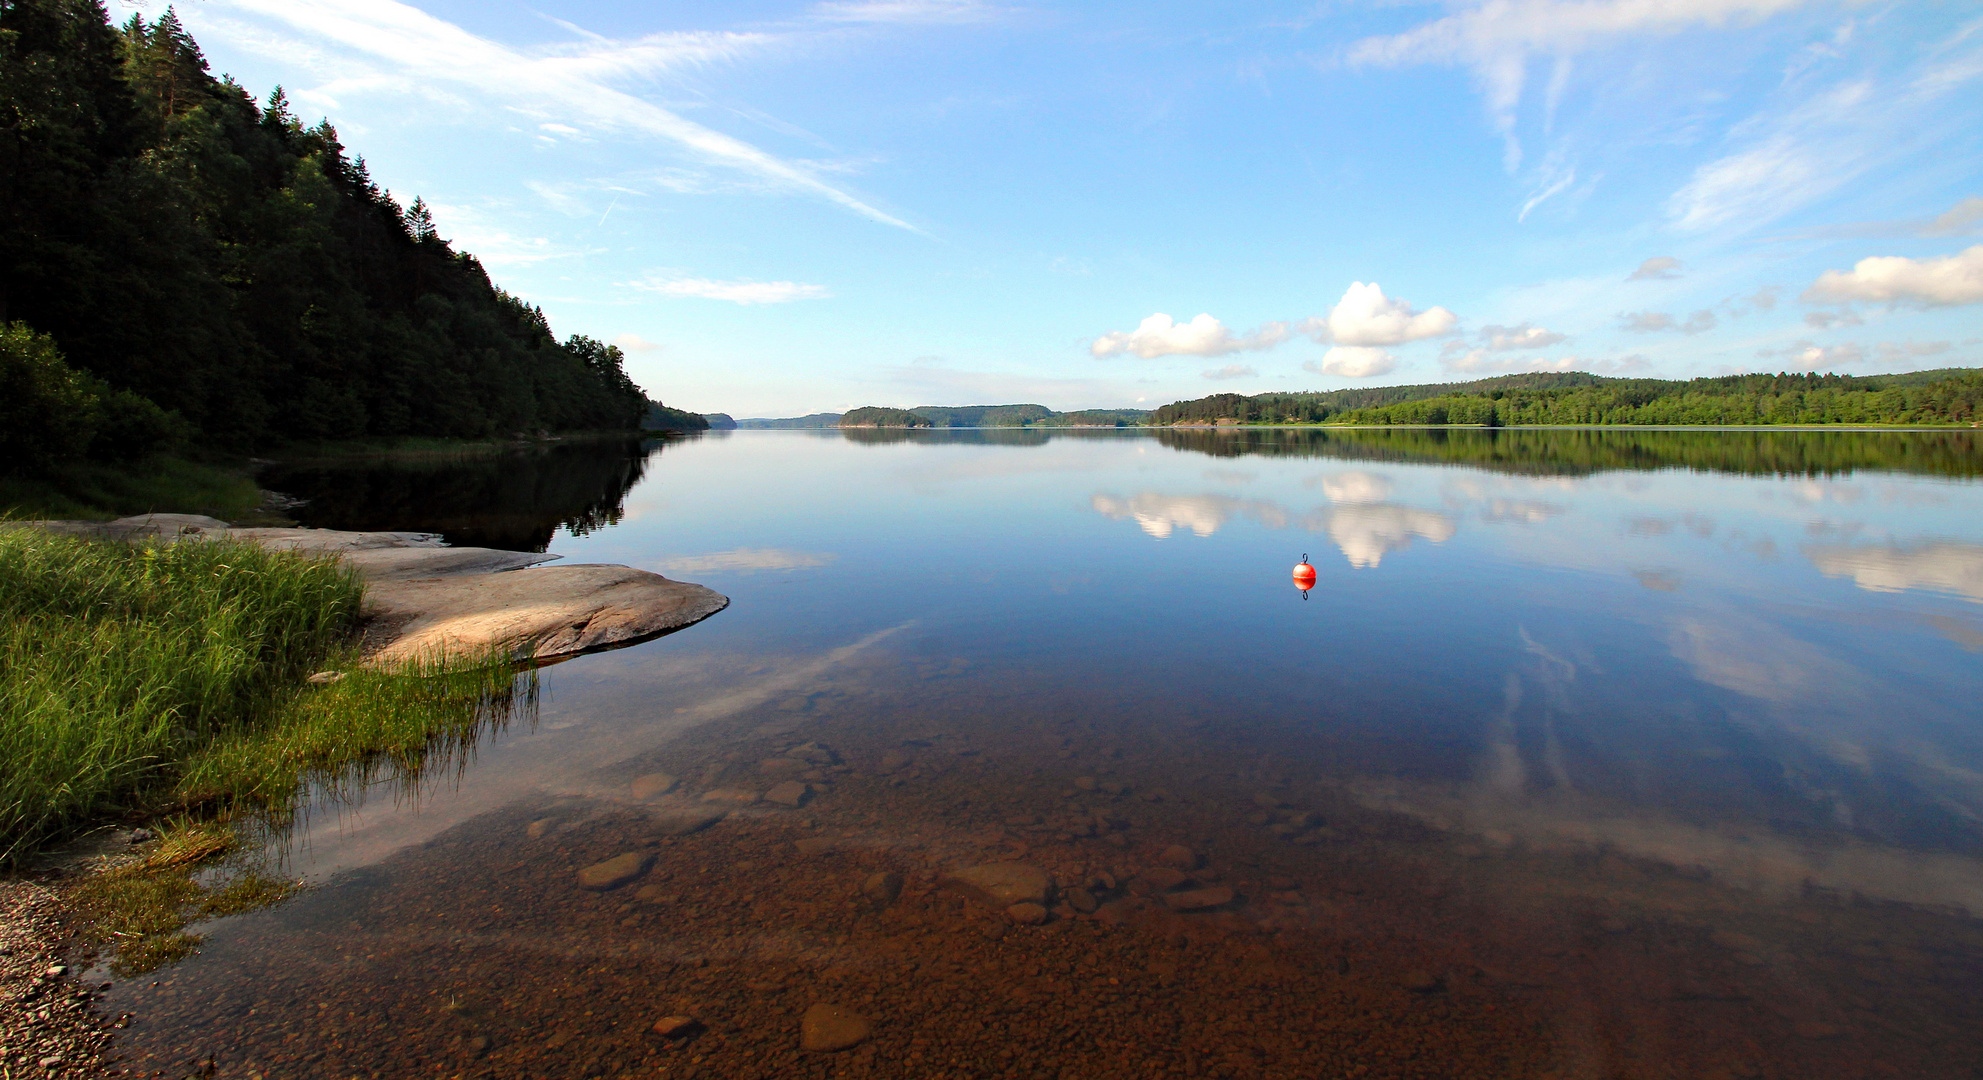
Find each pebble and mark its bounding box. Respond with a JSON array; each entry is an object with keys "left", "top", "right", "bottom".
[
  {"left": 800, "top": 1003, "right": 873, "bottom": 1052},
  {"left": 1400, "top": 970, "right": 1442, "bottom": 993},
  {"left": 861, "top": 872, "right": 904, "bottom": 905},
  {"left": 1064, "top": 887, "right": 1099, "bottom": 914},
  {"left": 1135, "top": 868, "right": 1189, "bottom": 892},
  {"left": 576, "top": 852, "right": 653, "bottom": 891},
  {"left": 525, "top": 817, "right": 557, "bottom": 839},
  {"left": 876, "top": 750, "right": 911, "bottom": 774},
  {"left": 764, "top": 781, "right": 810, "bottom": 807},
  {"left": 1164, "top": 886, "right": 1235, "bottom": 912},
  {"left": 629, "top": 772, "right": 678, "bottom": 799},
  {"left": 793, "top": 837, "right": 838, "bottom": 856},
  {"left": 1007, "top": 902, "right": 1049, "bottom": 925},
  {"left": 652, "top": 1015, "right": 700, "bottom": 1038},
  {"left": 941, "top": 864, "right": 1053, "bottom": 908},
  {"left": 700, "top": 788, "right": 761, "bottom": 806},
  {"left": 1159, "top": 845, "right": 1202, "bottom": 870}
]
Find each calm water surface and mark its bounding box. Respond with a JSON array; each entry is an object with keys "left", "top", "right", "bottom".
[{"left": 103, "top": 428, "right": 1983, "bottom": 1080}]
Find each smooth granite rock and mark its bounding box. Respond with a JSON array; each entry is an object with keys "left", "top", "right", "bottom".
[
  {"left": 941, "top": 864, "right": 1053, "bottom": 909},
  {"left": 800, "top": 1004, "right": 872, "bottom": 1052}
]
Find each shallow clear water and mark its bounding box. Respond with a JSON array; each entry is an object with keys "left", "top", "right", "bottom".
[{"left": 102, "top": 428, "right": 1983, "bottom": 1079}]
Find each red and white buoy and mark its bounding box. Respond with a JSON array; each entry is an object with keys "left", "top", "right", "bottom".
[{"left": 1293, "top": 553, "right": 1317, "bottom": 596}]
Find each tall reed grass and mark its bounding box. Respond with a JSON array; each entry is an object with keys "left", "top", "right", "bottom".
[{"left": 0, "top": 528, "right": 364, "bottom": 861}]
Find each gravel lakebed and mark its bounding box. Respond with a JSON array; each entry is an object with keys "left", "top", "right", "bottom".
[{"left": 27, "top": 697, "right": 1983, "bottom": 1080}]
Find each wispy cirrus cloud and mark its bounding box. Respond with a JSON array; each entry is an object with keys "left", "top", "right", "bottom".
[
  {"left": 631, "top": 277, "right": 833, "bottom": 304},
  {"left": 207, "top": 0, "right": 920, "bottom": 231}
]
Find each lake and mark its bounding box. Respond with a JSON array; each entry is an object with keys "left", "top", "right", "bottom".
[{"left": 104, "top": 427, "right": 1983, "bottom": 1079}]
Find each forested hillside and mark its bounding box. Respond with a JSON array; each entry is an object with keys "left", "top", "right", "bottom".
[
  {"left": 0, "top": 1, "right": 648, "bottom": 466},
  {"left": 1153, "top": 370, "right": 1983, "bottom": 427}
]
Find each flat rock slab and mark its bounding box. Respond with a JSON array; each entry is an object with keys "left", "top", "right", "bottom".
[
  {"left": 22, "top": 519, "right": 727, "bottom": 667},
  {"left": 363, "top": 564, "right": 728, "bottom": 665},
  {"left": 800, "top": 1004, "right": 873, "bottom": 1052},
  {"left": 941, "top": 864, "right": 1053, "bottom": 909},
  {"left": 339, "top": 546, "right": 560, "bottom": 580}
]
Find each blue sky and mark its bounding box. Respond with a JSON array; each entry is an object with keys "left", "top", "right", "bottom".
[{"left": 138, "top": 0, "right": 1983, "bottom": 416}]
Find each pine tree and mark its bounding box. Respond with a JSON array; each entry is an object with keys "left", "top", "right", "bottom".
[{"left": 406, "top": 197, "right": 437, "bottom": 242}]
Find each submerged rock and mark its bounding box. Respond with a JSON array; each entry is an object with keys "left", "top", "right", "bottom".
[
  {"left": 861, "top": 872, "right": 904, "bottom": 905},
  {"left": 1164, "top": 886, "right": 1235, "bottom": 912},
  {"left": 941, "top": 864, "right": 1053, "bottom": 909},
  {"left": 576, "top": 852, "right": 652, "bottom": 891},
  {"left": 764, "top": 781, "right": 810, "bottom": 807},
  {"left": 629, "top": 773, "right": 678, "bottom": 800},
  {"left": 800, "top": 1004, "right": 872, "bottom": 1052}
]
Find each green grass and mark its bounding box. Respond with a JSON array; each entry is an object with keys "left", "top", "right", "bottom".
[
  {"left": 0, "top": 527, "right": 535, "bottom": 866},
  {"left": 0, "top": 455, "right": 265, "bottom": 521}
]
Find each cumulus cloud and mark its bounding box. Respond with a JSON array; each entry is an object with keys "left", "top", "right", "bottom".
[
  {"left": 632, "top": 277, "right": 832, "bottom": 303},
  {"left": 1743, "top": 286, "right": 1781, "bottom": 313},
  {"left": 1202, "top": 364, "right": 1258, "bottom": 381},
  {"left": 1305, "top": 346, "right": 1397, "bottom": 379},
  {"left": 1299, "top": 281, "right": 1457, "bottom": 347},
  {"left": 1090, "top": 313, "right": 1291, "bottom": 360},
  {"left": 1628, "top": 256, "right": 1683, "bottom": 281},
  {"left": 1802, "top": 245, "right": 1983, "bottom": 307},
  {"left": 1344, "top": 0, "right": 1812, "bottom": 169}
]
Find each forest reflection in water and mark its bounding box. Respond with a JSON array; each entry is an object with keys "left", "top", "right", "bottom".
[
  {"left": 259, "top": 434, "right": 665, "bottom": 551},
  {"left": 95, "top": 426, "right": 1983, "bottom": 1080}
]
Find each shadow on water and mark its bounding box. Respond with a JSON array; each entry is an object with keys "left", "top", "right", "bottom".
[{"left": 258, "top": 435, "right": 664, "bottom": 551}]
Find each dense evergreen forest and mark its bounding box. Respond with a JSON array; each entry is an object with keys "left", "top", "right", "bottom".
[
  {"left": 0, "top": 1, "right": 651, "bottom": 470},
  {"left": 1153, "top": 370, "right": 1983, "bottom": 427}
]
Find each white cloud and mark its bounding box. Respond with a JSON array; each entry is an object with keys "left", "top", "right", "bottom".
[
  {"left": 1628, "top": 256, "right": 1683, "bottom": 281},
  {"left": 213, "top": 0, "right": 919, "bottom": 231},
  {"left": 1804, "top": 309, "right": 1863, "bottom": 328},
  {"left": 1802, "top": 245, "right": 1983, "bottom": 307},
  {"left": 611, "top": 333, "right": 665, "bottom": 353},
  {"left": 1202, "top": 364, "right": 1258, "bottom": 381},
  {"left": 1306, "top": 346, "right": 1397, "bottom": 379},
  {"left": 631, "top": 277, "right": 832, "bottom": 304},
  {"left": 1345, "top": 0, "right": 1813, "bottom": 169},
  {"left": 1922, "top": 196, "right": 1983, "bottom": 238},
  {"left": 1480, "top": 322, "right": 1567, "bottom": 350},
  {"left": 1090, "top": 313, "right": 1291, "bottom": 360},
  {"left": 654, "top": 549, "right": 836, "bottom": 574},
  {"left": 1300, "top": 281, "right": 1457, "bottom": 347}
]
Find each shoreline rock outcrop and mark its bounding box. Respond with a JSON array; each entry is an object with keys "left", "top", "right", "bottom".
[{"left": 18, "top": 514, "right": 728, "bottom": 667}]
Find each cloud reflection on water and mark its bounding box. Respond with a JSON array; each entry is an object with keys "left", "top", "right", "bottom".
[
  {"left": 1091, "top": 489, "right": 1456, "bottom": 568},
  {"left": 1807, "top": 541, "right": 1983, "bottom": 602}
]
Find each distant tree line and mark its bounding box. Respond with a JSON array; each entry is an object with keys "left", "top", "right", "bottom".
[
  {"left": 0, "top": 1, "right": 649, "bottom": 471},
  {"left": 840, "top": 406, "right": 933, "bottom": 428},
  {"left": 829, "top": 404, "right": 1151, "bottom": 428},
  {"left": 1152, "top": 370, "right": 1983, "bottom": 427}
]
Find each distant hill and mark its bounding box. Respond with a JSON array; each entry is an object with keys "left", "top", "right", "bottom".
[
  {"left": 736, "top": 413, "right": 844, "bottom": 429},
  {"left": 842, "top": 406, "right": 933, "bottom": 428},
  {"left": 820, "top": 404, "right": 1150, "bottom": 428},
  {"left": 703, "top": 413, "right": 738, "bottom": 430},
  {"left": 1151, "top": 369, "right": 1983, "bottom": 427}
]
